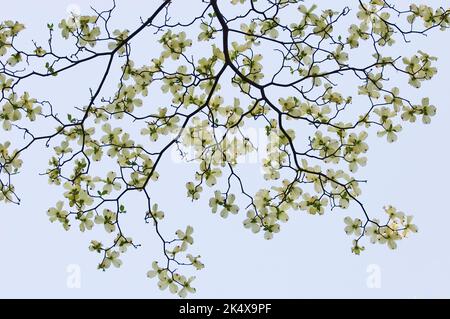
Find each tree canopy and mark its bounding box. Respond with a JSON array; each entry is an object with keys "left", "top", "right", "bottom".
[{"left": 0, "top": 0, "right": 448, "bottom": 297}]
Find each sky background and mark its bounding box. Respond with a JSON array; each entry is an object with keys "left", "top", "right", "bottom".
[{"left": 0, "top": 0, "right": 449, "bottom": 298}]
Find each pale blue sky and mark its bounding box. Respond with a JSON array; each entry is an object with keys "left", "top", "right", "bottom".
[{"left": 0, "top": 0, "right": 449, "bottom": 298}]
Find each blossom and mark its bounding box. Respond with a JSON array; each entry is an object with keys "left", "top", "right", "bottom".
[
  {"left": 176, "top": 226, "right": 194, "bottom": 245},
  {"left": 243, "top": 210, "right": 261, "bottom": 233},
  {"left": 102, "top": 171, "right": 121, "bottom": 194},
  {"left": 99, "top": 250, "right": 122, "bottom": 270},
  {"left": 94, "top": 209, "right": 117, "bottom": 233},
  {"left": 219, "top": 194, "right": 239, "bottom": 218},
  {"left": 344, "top": 217, "right": 362, "bottom": 236},
  {"left": 47, "top": 201, "right": 70, "bottom": 230},
  {"left": 77, "top": 211, "right": 94, "bottom": 232},
  {"left": 186, "top": 182, "right": 202, "bottom": 200}
]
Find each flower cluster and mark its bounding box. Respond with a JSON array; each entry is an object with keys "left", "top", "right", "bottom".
[{"left": 1, "top": 0, "right": 447, "bottom": 298}]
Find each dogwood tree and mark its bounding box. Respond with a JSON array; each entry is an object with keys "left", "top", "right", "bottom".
[{"left": 0, "top": 0, "right": 448, "bottom": 297}]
